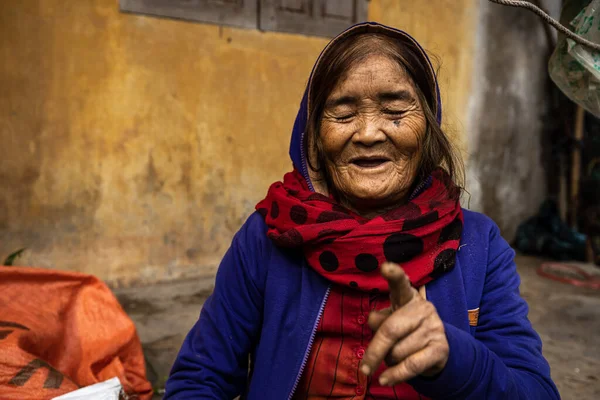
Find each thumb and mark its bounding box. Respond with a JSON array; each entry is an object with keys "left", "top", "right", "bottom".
[{"left": 367, "top": 307, "right": 392, "bottom": 331}]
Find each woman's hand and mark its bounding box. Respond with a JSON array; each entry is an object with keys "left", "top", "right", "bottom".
[{"left": 360, "top": 262, "right": 449, "bottom": 386}]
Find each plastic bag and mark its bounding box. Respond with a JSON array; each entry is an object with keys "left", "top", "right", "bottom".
[
  {"left": 0, "top": 267, "right": 152, "bottom": 400},
  {"left": 51, "top": 378, "right": 123, "bottom": 400},
  {"left": 569, "top": 0, "right": 600, "bottom": 80},
  {"left": 515, "top": 199, "right": 588, "bottom": 261},
  {"left": 549, "top": 0, "right": 600, "bottom": 117}
]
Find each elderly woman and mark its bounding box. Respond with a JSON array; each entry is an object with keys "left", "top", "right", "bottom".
[{"left": 165, "top": 22, "right": 559, "bottom": 399}]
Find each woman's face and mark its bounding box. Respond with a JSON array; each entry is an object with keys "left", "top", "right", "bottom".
[{"left": 319, "top": 54, "right": 427, "bottom": 213}]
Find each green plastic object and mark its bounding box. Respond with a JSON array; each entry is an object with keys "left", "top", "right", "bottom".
[{"left": 549, "top": 0, "right": 600, "bottom": 117}]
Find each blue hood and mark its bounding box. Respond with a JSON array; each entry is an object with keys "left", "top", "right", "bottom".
[{"left": 289, "top": 22, "right": 442, "bottom": 191}]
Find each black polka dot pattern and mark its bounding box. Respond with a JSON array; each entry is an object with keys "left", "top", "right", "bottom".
[
  {"left": 382, "top": 203, "right": 422, "bottom": 221},
  {"left": 307, "top": 193, "right": 331, "bottom": 202},
  {"left": 255, "top": 169, "right": 464, "bottom": 292},
  {"left": 332, "top": 204, "right": 349, "bottom": 213},
  {"left": 319, "top": 251, "right": 339, "bottom": 272},
  {"left": 318, "top": 229, "right": 338, "bottom": 244},
  {"left": 276, "top": 228, "right": 303, "bottom": 247},
  {"left": 290, "top": 205, "right": 308, "bottom": 224},
  {"left": 355, "top": 253, "right": 378, "bottom": 272},
  {"left": 431, "top": 249, "right": 457, "bottom": 279},
  {"left": 317, "top": 211, "right": 354, "bottom": 223},
  {"left": 429, "top": 200, "right": 443, "bottom": 210},
  {"left": 438, "top": 217, "right": 463, "bottom": 243},
  {"left": 402, "top": 211, "right": 439, "bottom": 231},
  {"left": 271, "top": 201, "right": 279, "bottom": 219},
  {"left": 317, "top": 229, "right": 338, "bottom": 238},
  {"left": 383, "top": 233, "right": 423, "bottom": 263}
]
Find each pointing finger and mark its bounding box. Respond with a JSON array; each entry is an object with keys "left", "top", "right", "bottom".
[{"left": 381, "top": 262, "right": 416, "bottom": 311}]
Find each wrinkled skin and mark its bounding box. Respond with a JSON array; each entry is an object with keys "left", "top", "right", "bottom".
[
  {"left": 361, "top": 263, "right": 449, "bottom": 386},
  {"left": 319, "top": 54, "right": 426, "bottom": 218},
  {"left": 319, "top": 55, "right": 449, "bottom": 386}
]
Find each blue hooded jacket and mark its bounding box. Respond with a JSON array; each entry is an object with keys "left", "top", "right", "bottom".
[{"left": 165, "top": 23, "right": 560, "bottom": 400}]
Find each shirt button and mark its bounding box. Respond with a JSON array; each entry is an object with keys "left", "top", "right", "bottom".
[
  {"left": 356, "top": 386, "right": 364, "bottom": 395},
  {"left": 357, "top": 315, "right": 366, "bottom": 325},
  {"left": 357, "top": 348, "right": 365, "bottom": 359}
]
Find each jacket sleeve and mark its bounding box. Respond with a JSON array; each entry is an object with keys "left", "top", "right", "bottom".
[
  {"left": 164, "top": 215, "right": 267, "bottom": 399},
  {"left": 410, "top": 223, "right": 560, "bottom": 399}
]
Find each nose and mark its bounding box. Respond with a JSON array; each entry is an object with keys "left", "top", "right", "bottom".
[{"left": 351, "top": 117, "right": 386, "bottom": 147}]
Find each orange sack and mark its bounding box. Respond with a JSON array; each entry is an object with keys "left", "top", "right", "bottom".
[{"left": 0, "top": 267, "right": 152, "bottom": 400}]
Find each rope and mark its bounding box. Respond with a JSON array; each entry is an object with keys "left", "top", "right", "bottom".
[{"left": 489, "top": 0, "right": 600, "bottom": 51}]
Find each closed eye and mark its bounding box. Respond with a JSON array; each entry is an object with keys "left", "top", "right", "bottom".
[
  {"left": 334, "top": 114, "right": 355, "bottom": 122},
  {"left": 382, "top": 109, "right": 406, "bottom": 116}
]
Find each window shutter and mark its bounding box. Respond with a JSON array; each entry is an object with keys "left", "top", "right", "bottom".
[
  {"left": 259, "top": 0, "right": 368, "bottom": 37},
  {"left": 120, "top": 0, "right": 258, "bottom": 30}
]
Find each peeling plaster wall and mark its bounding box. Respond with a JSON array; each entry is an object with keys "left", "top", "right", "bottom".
[
  {"left": 466, "top": 0, "right": 561, "bottom": 240},
  {"left": 0, "top": 0, "right": 478, "bottom": 286},
  {"left": 0, "top": 0, "right": 328, "bottom": 286}
]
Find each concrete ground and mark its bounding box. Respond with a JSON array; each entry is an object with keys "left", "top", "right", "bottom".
[{"left": 115, "top": 255, "right": 600, "bottom": 399}]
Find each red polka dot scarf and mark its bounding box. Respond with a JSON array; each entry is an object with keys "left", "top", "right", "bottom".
[{"left": 256, "top": 169, "right": 463, "bottom": 292}]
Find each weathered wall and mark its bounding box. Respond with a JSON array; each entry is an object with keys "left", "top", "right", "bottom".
[
  {"left": 466, "top": 0, "right": 561, "bottom": 240},
  {"left": 0, "top": 0, "right": 477, "bottom": 286},
  {"left": 370, "top": 0, "right": 477, "bottom": 150}
]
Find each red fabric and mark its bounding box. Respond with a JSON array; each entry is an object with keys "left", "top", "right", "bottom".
[
  {"left": 256, "top": 169, "right": 463, "bottom": 291},
  {"left": 293, "top": 286, "right": 424, "bottom": 400},
  {"left": 0, "top": 267, "right": 152, "bottom": 400}
]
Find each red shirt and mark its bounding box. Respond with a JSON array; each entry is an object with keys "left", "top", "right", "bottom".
[{"left": 293, "top": 285, "right": 423, "bottom": 399}]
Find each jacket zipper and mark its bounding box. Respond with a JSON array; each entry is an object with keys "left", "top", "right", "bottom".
[
  {"left": 289, "top": 129, "right": 323, "bottom": 399},
  {"left": 287, "top": 285, "right": 331, "bottom": 400},
  {"left": 299, "top": 130, "right": 315, "bottom": 191},
  {"left": 409, "top": 176, "right": 430, "bottom": 201},
  {"left": 294, "top": 131, "right": 427, "bottom": 399}
]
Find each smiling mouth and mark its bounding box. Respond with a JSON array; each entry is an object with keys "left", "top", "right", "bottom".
[{"left": 350, "top": 157, "right": 391, "bottom": 168}]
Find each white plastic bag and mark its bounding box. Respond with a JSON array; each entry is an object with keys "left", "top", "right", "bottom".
[
  {"left": 51, "top": 377, "right": 123, "bottom": 400},
  {"left": 549, "top": 0, "right": 600, "bottom": 117}
]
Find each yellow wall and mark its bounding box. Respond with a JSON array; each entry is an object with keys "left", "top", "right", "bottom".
[
  {"left": 370, "top": 0, "right": 477, "bottom": 147},
  {"left": 0, "top": 0, "right": 476, "bottom": 286}
]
